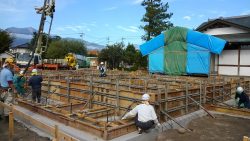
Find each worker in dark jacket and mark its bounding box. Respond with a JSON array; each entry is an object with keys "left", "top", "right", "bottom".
[
  {"left": 235, "top": 86, "right": 250, "bottom": 109},
  {"left": 28, "top": 69, "right": 43, "bottom": 103}
]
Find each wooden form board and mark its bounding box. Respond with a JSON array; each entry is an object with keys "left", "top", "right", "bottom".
[
  {"left": 0, "top": 102, "right": 79, "bottom": 141},
  {"left": 41, "top": 74, "right": 250, "bottom": 119},
  {"left": 22, "top": 71, "right": 250, "bottom": 139},
  {"left": 208, "top": 105, "right": 250, "bottom": 117},
  {"left": 16, "top": 100, "right": 137, "bottom": 140}
]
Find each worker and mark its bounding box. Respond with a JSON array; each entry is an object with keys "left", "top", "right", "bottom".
[
  {"left": 28, "top": 69, "right": 43, "bottom": 103},
  {"left": 13, "top": 70, "right": 26, "bottom": 98},
  {"left": 235, "top": 86, "right": 250, "bottom": 109},
  {"left": 0, "top": 58, "right": 15, "bottom": 119},
  {"left": 122, "top": 93, "right": 160, "bottom": 134},
  {"left": 99, "top": 62, "right": 106, "bottom": 77}
]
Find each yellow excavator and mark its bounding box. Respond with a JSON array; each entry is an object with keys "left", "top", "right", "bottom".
[{"left": 65, "top": 53, "right": 76, "bottom": 69}]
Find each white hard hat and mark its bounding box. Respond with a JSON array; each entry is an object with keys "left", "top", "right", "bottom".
[
  {"left": 100, "top": 62, "right": 104, "bottom": 65},
  {"left": 142, "top": 93, "right": 150, "bottom": 101},
  {"left": 32, "top": 69, "right": 38, "bottom": 73},
  {"left": 19, "top": 70, "right": 24, "bottom": 75},
  {"left": 236, "top": 87, "right": 243, "bottom": 94}
]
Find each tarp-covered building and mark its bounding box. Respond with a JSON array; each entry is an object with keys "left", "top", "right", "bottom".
[
  {"left": 196, "top": 15, "right": 250, "bottom": 76},
  {"left": 140, "top": 26, "right": 227, "bottom": 75}
]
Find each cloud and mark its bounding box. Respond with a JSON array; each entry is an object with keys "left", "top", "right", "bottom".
[
  {"left": 0, "top": 1, "right": 24, "bottom": 13},
  {"left": 241, "top": 10, "right": 250, "bottom": 15},
  {"left": 198, "top": 14, "right": 205, "bottom": 18},
  {"left": 55, "top": 24, "right": 91, "bottom": 33},
  {"left": 103, "top": 6, "right": 118, "bottom": 11},
  {"left": 183, "top": 16, "right": 191, "bottom": 21},
  {"left": 117, "top": 25, "right": 139, "bottom": 33},
  {"left": 132, "top": 0, "right": 143, "bottom": 5}
]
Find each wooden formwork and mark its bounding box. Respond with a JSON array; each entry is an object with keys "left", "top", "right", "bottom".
[{"left": 18, "top": 70, "right": 250, "bottom": 140}]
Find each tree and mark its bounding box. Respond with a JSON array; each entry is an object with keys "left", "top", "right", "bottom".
[
  {"left": 45, "top": 39, "right": 87, "bottom": 59},
  {"left": 141, "top": 0, "right": 173, "bottom": 41},
  {"left": 29, "top": 32, "right": 61, "bottom": 51},
  {"left": 134, "top": 50, "right": 147, "bottom": 69},
  {"left": 0, "top": 30, "right": 13, "bottom": 53},
  {"left": 123, "top": 43, "right": 137, "bottom": 66},
  {"left": 98, "top": 43, "right": 124, "bottom": 69}
]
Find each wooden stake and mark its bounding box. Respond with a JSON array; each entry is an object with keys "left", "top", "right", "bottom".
[
  {"left": 53, "top": 125, "right": 58, "bottom": 141},
  {"left": 9, "top": 112, "right": 14, "bottom": 141}
]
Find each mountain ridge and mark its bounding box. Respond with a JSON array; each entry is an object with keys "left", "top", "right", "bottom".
[{"left": 5, "top": 27, "right": 105, "bottom": 50}]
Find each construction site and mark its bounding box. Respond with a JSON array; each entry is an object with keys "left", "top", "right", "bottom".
[
  {"left": 1, "top": 0, "right": 250, "bottom": 141},
  {"left": 0, "top": 69, "right": 250, "bottom": 141}
]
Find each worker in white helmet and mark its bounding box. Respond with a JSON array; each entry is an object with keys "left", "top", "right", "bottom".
[
  {"left": 99, "top": 62, "right": 106, "bottom": 77},
  {"left": 235, "top": 86, "right": 250, "bottom": 109},
  {"left": 122, "top": 93, "right": 160, "bottom": 134}
]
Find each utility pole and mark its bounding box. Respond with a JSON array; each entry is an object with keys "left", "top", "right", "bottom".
[
  {"left": 107, "top": 37, "right": 110, "bottom": 45},
  {"left": 121, "top": 37, "right": 125, "bottom": 45},
  {"left": 79, "top": 32, "right": 85, "bottom": 43}
]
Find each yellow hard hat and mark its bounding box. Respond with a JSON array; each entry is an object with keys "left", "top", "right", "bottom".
[{"left": 5, "top": 58, "right": 14, "bottom": 64}]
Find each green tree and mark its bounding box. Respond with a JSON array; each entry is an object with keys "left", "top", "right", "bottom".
[
  {"left": 0, "top": 30, "right": 13, "bottom": 53},
  {"left": 98, "top": 43, "right": 124, "bottom": 69},
  {"left": 29, "top": 32, "right": 61, "bottom": 51},
  {"left": 45, "top": 39, "right": 87, "bottom": 59},
  {"left": 141, "top": 0, "right": 173, "bottom": 41},
  {"left": 123, "top": 43, "right": 137, "bottom": 66},
  {"left": 134, "top": 50, "right": 147, "bottom": 69}
]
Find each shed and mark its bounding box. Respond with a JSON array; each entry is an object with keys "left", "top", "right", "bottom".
[{"left": 140, "top": 26, "right": 227, "bottom": 75}]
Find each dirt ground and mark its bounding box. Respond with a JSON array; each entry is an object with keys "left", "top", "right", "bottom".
[
  {"left": 156, "top": 114, "right": 250, "bottom": 141},
  {"left": 0, "top": 118, "right": 50, "bottom": 141}
]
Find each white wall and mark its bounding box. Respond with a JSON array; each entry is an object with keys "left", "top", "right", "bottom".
[
  {"left": 204, "top": 27, "right": 248, "bottom": 35},
  {"left": 240, "top": 50, "right": 250, "bottom": 65},
  {"left": 11, "top": 48, "right": 30, "bottom": 54},
  {"left": 240, "top": 67, "right": 250, "bottom": 76},
  {"left": 219, "top": 66, "right": 238, "bottom": 75},
  {"left": 217, "top": 49, "right": 250, "bottom": 76},
  {"left": 219, "top": 50, "right": 238, "bottom": 65}
]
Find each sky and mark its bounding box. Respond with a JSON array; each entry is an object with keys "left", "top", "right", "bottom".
[{"left": 0, "top": 0, "right": 250, "bottom": 46}]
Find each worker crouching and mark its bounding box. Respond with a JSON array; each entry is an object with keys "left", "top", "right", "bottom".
[
  {"left": 235, "top": 86, "right": 250, "bottom": 109},
  {"left": 28, "top": 69, "right": 43, "bottom": 103},
  {"left": 122, "top": 93, "right": 160, "bottom": 134}
]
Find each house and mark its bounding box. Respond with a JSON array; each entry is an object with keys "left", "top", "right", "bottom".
[
  {"left": 87, "top": 50, "right": 99, "bottom": 56},
  {"left": 86, "top": 57, "right": 98, "bottom": 68},
  {"left": 0, "top": 51, "right": 15, "bottom": 66},
  {"left": 139, "top": 26, "right": 227, "bottom": 76},
  {"left": 10, "top": 43, "right": 31, "bottom": 55},
  {"left": 196, "top": 15, "right": 250, "bottom": 76}
]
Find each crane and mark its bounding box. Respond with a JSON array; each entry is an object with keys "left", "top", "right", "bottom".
[{"left": 17, "top": 0, "right": 55, "bottom": 73}]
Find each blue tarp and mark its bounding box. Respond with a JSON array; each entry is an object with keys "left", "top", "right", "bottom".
[
  {"left": 140, "top": 33, "right": 165, "bottom": 56},
  {"left": 186, "top": 43, "right": 211, "bottom": 74},
  {"left": 149, "top": 47, "right": 164, "bottom": 73},
  {"left": 139, "top": 26, "right": 227, "bottom": 75},
  {"left": 187, "top": 30, "right": 227, "bottom": 54}
]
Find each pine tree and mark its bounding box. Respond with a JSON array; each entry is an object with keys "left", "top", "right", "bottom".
[
  {"left": 0, "top": 30, "right": 13, "bottom": 53},
  {"left": 141, "top": 0, "right": 173, "bottom": 41}
]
